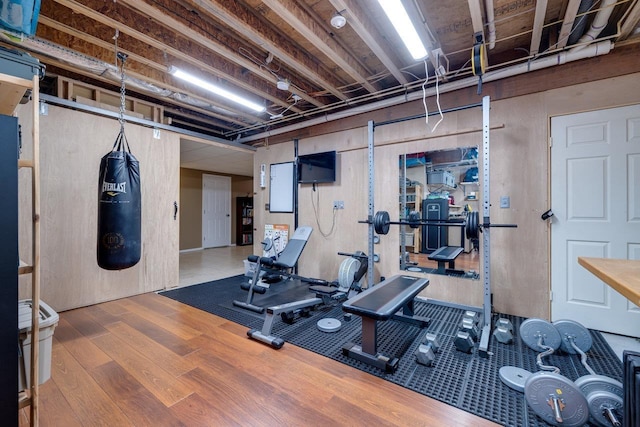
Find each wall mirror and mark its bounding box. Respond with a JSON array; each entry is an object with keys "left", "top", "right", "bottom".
[{"left": 399, "top": 147, "right": 480, "bottom": 279}]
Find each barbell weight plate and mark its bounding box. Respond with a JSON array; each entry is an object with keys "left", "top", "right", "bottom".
[
  {"left": 552, "top": 319, "right": 593, "bottom": 354},
  {"left": 520, "top": 318, "right": 562, "bottom": 352},
  {"left": 466, "top": 211, "right": 479, "bottom": 240},
  {"left": 499, "top": 366, "right": 532, "bottom": 392},
  {"left": 373, "top": 211, "right": 390, "bottom": 235},
  {"left": 524, "top": 371, "right": 589, "bottom": 427},
  {"left": 408, "top": 211, "right": 421, "bottom": 228},
  {"left": 574, "top": 374, "right": 623, "bottom": 399},
  {"left": 585, "top": 389, "right": 623, "bottom": 427},
  {"left": 317, "top": 318, "right": 342, "bottom": 333}
]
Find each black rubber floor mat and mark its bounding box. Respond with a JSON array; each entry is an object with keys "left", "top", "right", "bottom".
[{"left": 160, "top": 276, "right": 623, "bottom": 427}]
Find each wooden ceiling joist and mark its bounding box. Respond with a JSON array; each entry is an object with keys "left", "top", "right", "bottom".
[
  {"left": 50, "top": 0, "right": 311, "bottom": 112},
  {"left": 260, "top": 0, "right": 379, "bottom": 94},
  {"left": 328, "top": 0, "right": 409, "bottom": 85},
  {"left": 122, "top": 0, "right": 343, "bottom": 105},
  {"left": 530, "top": 0, "right": 549, "bottom": 55}
]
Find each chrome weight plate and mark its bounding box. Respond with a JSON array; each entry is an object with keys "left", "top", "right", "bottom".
[
  {"left": 524, "top": 371, "right": 589, "bottom": 427},
  {"left": 574, "top": 374, "right": 624, "bottom": 399},
  {"left": 499, "top": 366, "right": 532, "bottom": 392},
  {"left": 585, "top": 390, "right": 623, "bottom": 427},
  {"left": 520, "top": 318, "right": 562, "bottom": 352},
  {"left": 317, "top": 318, "right": 342, "bottom": 333},
  {"left": 553, "top": 319, "right": 593, "bottom": 354}
]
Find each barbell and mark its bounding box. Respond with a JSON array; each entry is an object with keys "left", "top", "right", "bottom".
[{"left": 359, "top": 210, "right": 517, "bottom": 240}]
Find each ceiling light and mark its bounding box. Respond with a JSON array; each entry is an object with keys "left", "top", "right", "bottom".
[
  {"left": 377, "top": 0, "right": 428, "bottom": 60},
  {"left": 169, "top": 66, "right": 265, "bottom": 113},
  {"left": 330, "top": 12, "right": 347, "bottom": 29}
]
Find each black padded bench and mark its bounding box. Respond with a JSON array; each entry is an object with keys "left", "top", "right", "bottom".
[
  {"left": 428, "top": 246, "right": 464, "bottom": 274},
  {"left": 341, "top": 274, "right": 430, "bottom": 373}
]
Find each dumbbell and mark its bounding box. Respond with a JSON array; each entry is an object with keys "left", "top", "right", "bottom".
[
  {"left": 493, "top": 317, "right": 514, "bottom": 344},
  {"left": 415, "top": 333, "right": 441, "bottom": 366},
  {"left": 554, "top": 319, "right": 623, "bottom": 427},
  {"left": 500, "top": 318, "right": 589, "bottom": 427},
  {"left": 454, "top": 311, "right": 480, "bottom": 353}
]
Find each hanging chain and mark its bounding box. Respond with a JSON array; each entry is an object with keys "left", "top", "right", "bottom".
[{"left": 117, "top": 51, "right": 128, "bottom": 133}]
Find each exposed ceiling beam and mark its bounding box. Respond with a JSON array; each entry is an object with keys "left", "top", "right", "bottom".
[
  {"left": 260, "top": 0, "right": 379, "bottom": 94},
  {"left": 467, "top": 0, "right": 485, "bottom": 38},
  {"left": 124, "top": 0, "right": 343, "bottom": 105},
  {"left": 47, "top": 0, "right": 278, "bottom": 119},
  {"left": 557, "top": 0, "right": 582, "bottom": 49},
  {"left": 328, "top": 0, "right": 408, "bottom": 85},
  {"left": 530, "top": 0, "right": 549, "bottom": 55},
  {"left": 619, "top": 0, "right": 640, "bottom": 40}
]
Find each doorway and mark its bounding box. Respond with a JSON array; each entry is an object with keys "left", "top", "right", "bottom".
[
  {"left": 551, "top": 103, "right": 640, "bottom": 337},
  {"left": 202, "top": 174, "right": 231, "bottom": 248}
]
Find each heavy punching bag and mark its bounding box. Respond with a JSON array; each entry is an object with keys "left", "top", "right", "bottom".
[
  {"left": 97, "top": 51, "right": 141, "bottom": 270},
  {"left": 97, "top": 130, "right": 141, "bottom": 270}
]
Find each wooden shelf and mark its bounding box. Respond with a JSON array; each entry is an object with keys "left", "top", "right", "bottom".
[
  {"left": 18, "top": 159, "right": 34, "bottom": 169},
  {"left": 0, "top": 73, "right": 32, "bottom": 115}
]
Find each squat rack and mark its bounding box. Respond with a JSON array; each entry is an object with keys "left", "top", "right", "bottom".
[{"left": 365, "top": 96, "right": 494, "bottom": 357}]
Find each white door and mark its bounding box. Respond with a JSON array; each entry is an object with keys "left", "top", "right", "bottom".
[
  {"left": 202, "top": 174, "right": 231, "bottom": 248},
  {"left": 551, "top": 104, "right": 640, "bottom": 337}
]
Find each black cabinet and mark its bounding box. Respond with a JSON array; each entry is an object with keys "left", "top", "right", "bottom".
[
  {"left": 236, "top": 197, "right": 253, "bottom": 246},
  {"left": 0, "top": 114, "right": 19, "bottom": 423}
]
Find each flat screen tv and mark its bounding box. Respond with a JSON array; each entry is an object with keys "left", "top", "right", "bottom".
[{"left": 297, "top": 151, "right": 336, "bottom": 184}]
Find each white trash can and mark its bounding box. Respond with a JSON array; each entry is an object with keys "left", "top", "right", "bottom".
[{"left": 18, "top": 299, "right": 59, "bottom": 391}]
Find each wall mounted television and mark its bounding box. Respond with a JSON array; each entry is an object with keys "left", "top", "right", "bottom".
[{"left": 297, "top": 151, "right": 336, "bottom": 184}]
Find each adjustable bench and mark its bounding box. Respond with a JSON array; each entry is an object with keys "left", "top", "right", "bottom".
[
  {"left": 341, "top": 274, "right": 430, "bottom": 373},
  {"left": 428, "top": 245, "right": 464, "bottom": 274}
]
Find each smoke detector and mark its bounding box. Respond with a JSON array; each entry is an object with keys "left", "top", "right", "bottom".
[
  {"left": 276, "top": 78, "right": 290, "bottom": 91},
  {"left": 330, "top": 12, "right": 346, "bottom": 29}
]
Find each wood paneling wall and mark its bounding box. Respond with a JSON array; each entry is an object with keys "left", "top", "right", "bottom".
[
  {"left": 254, "top": 72, "right": 640, "bottom": 320},
  {"left": 17, "top": 105, "right": 180, "bottom": 311}
]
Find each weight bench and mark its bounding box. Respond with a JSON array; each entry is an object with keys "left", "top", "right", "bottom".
[
  {"left": 233, "top": 226, "right": 313, "bottom": 313},
  {"left": 341, "top": 274, "right": 430, "bottom": 373},
  {"left": 428, "top": 246, "right": 464, "bottom": 274}
]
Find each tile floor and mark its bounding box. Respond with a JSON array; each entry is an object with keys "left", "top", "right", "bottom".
[{"left": 178, "top": 245, "right": 640, "bottom": 361}]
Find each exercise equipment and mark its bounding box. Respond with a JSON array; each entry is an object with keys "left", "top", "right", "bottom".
[
  {"left": 97, "top": 52, "right": 141, "bottom": 271},
  {"left": 453, "top": 310, "right": 481, "bottom": 353},
  {"left": 360, "top": 209, "right": 517, "bottom": 240},
  {"left": 341, "top": 275, "right": 430, "bottom": 373},
  {"left": 453, "top": 331, "right": 474, "bottom": 353},
  {"left": 554, "top": 319, "right": 623, "bottom": 427},
  {"left": 493, "top": 318, "right": 514, "bottom": 344},
  {"left": 519, "top": 318, "right": 589, "bottom": 426},
  {"left": 364, "top": 97, "right": 516, "bottom": 358},
  {"left": 245, "top": 251, "right": 368, "bottom": 349},
  {"left": 234, "top": 226, "right": 313, "bottom": 313},
  {"left": 415, "top": 333, "right": 440, "bottom": 366}
]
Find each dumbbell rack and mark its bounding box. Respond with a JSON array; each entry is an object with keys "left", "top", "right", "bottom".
[{"left": 365, "top": 96, "right": 495, "bottom": 357}]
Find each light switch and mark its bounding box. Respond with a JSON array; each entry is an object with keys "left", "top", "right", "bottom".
[{"left": 500, "top": 196, "right": 510, "bottom": 208}]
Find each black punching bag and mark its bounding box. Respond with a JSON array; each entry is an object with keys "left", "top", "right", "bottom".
[{"left": 97, "top": 130, "right": 141, "bottom": 270}]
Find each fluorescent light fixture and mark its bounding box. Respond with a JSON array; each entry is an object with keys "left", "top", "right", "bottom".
[
  {"left": 169, "top": 66, "right": 265, "bottom": 113},
  {"left": 377, "top": 0, "right": 428, "bottom": 60}
]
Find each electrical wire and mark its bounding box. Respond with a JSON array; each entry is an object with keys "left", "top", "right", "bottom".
[
  {"left": 421, "top": 57, "right": 444, "bottom": 133},
  {"left": 310, "top": 186, "right": 337, "bottom": 238}
]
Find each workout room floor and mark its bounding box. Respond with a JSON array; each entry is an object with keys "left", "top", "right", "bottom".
[{"left": 178, "top": 245, "right": 640, "bottom": 361}]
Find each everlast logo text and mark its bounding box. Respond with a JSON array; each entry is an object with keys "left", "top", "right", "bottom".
[{"left": 103, "top": 181, "right": 127, "bottom": 197}]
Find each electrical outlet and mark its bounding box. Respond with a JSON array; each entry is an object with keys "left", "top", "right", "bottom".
[
  {"left": 500, "top": 196, "right": 510, "bottom": 208},
  {"left": 333, "top": 200, "right": 344, "bottom": 209}
]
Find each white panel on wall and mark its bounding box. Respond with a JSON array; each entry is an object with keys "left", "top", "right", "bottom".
[
  {"left": 567, "top": 122, "right": 608, "bottom": 146},
  {"left": 629, "top": 154, "right": 640, "bottom": 221},
  {"left": 567, "top": 240, "right": 609, "bottom": 306},
  {"left": 567, "top": 157, "right": 608, "bottom": 220}
]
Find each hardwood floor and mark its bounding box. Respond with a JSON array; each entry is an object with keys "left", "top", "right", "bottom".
[{"left": 20, "top": 292, "right": 499, "bottom": 426}]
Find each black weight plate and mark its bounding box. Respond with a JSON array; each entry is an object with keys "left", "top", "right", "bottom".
[
  {"left": 374, "top": 211, "right": 390, "bottom": 235},
  {"left": 466, "top": 211, "right": 478, "bottom": 240}
]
